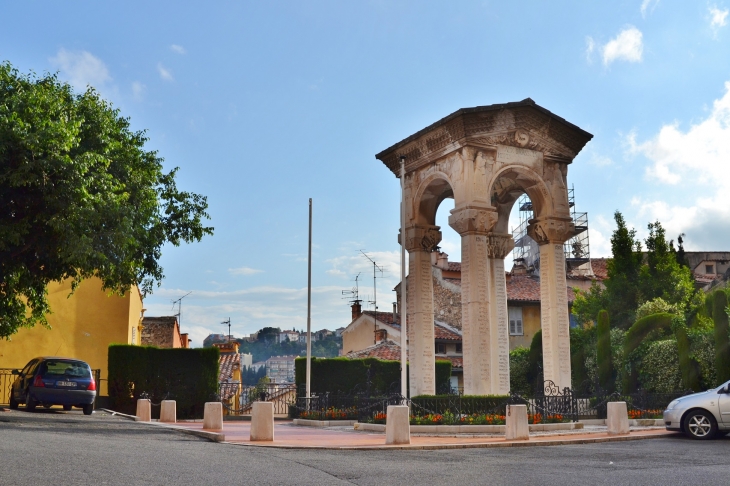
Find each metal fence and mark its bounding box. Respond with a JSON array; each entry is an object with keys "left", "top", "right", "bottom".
[
  {"left": 217, "top": 383, "right": 297, "bottom": 415},
  {"left": 0, "top": 367, "right": 101, "bottom": 407}
]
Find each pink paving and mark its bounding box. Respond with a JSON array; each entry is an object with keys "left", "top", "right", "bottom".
[{"left": 162, "top": 420, "right": 679, "bottom": 450}]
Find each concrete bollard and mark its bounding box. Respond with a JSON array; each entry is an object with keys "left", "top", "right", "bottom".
[
  {"left": 385, "top": 405, "right": 411, "bottom": 445},
  {"left": 607, "top": 401, "right": 630, "bottom": 435},
  {"left": 505, "top": 404, "right": 529, "bottom": 441},
  {"left": 136, "top": 399, "right": 151, "bottom": 422},
  {"left": 160, "top": 400, "right": 176, "bottom": 423},
  {"left": 203, "top": 402, "right": 223, "bottom": 431},
  {"left": 250, "top": 402, "right": 275, "bottom": 441}
]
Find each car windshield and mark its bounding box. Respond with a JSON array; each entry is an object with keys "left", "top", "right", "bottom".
[{"left": 40, "top": 360, "right": 91, "bottom": 378}]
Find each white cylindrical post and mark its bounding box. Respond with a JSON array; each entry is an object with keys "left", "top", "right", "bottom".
[
  {"left": 306, "top": 198, "right": 313, "bottom": 400},
  {"left": 399, "top": 157, "right": 408, "bottom": 401}
]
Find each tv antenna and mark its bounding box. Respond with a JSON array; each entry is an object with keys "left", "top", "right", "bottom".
[
  {"left": 360, "top": 250, "right": 384, "bottom": 314},
  {"left": 171, "top": 291, "right": 192, "bottom": 327},
  {"left": 221, "top": 317, "right": 232, "bottom": 342},
  {"left": 341, "top": 273, "right": 362, "bottom": 305}
]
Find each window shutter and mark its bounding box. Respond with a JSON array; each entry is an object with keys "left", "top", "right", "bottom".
[
  {"left": 510, "top": 320, "right": 516, "bottom": 335},
  {"left": 516, "top": 319, "right": 523, "bottom": 336}
]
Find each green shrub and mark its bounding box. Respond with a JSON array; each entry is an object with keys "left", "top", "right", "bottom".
[
  {"left": 635, "top": 298, "right": 681, "bottom": 320},
  {"left": 527, "top": 329, "right": 543, "bottom": 392},
  {"left": 294, "top": 357, "right": 452, "bottom": 396},
  {"left": 596, "top": 310, "right": 614, "bottom": 393},
  {"left": 689, "top": 330, "right": 717, "bottom": 389},
  {"left": 638, "top": 340, "right": 682, "bottom": 392},
  {"left": 108, "top": 345, "right": 219, "bottom": 419},
  {"left": 509, "top": 347, "right": 531, "bottom": 396},
  {"left": 672, "top": 317, "right": 701, "bottom": 391},
  {"left": 622, "top": 313, "right": 674, "bottom": 393},
  {"left": 713, "top": 290, "right": 730, "bottom": 383},
  {"left": 410, "top": 394, "right": 510, "bottom": 415},
  {"left": 570, "top": 327, "right": 594, "bottom": 393}
]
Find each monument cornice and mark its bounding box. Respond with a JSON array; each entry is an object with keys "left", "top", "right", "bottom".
[{"left": 376, "top": 98, "right": 593, "bottom": 176}]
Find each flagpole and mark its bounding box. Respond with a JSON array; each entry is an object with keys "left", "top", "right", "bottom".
[
  {"left": 306, "top": 198, "right": 313, "bottom": 400},
  {"left": 399, "top": 157, "right": 408, "bottom": 401}
]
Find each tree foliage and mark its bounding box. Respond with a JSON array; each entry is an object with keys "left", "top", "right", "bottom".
[
  {"left": 0, "top": 63, "right": 213, "bottom": 338},
  {"left": 713, "top": 290, "right": 730, "bottom": 383},
  {"left": 596, "top": 310, "right": 614, "bottom": 393}
]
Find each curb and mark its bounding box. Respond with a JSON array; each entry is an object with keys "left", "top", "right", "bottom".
[
  {"left": 234, "top": 431, "right": 680, "bottom": 451},
  {"left": 100, "top": 408, "right": 226, "bottom": 442}
]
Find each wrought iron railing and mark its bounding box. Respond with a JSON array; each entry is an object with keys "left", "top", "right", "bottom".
[{"left": 217, "top": 382, "right": 296, "bottom": 415}]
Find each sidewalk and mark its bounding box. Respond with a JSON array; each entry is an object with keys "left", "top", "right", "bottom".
[{"left": 146, "top": 420, "right": 679, "bottom": 450}]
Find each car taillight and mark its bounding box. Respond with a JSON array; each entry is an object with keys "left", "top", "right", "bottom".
[
  {"left": 87, "top": 379, "right": 96, "bottom": 391},
  {"left": 33, "top": 375, "right": 45, "bottom": 387}
]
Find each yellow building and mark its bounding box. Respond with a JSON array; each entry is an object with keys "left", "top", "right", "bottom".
[{"left": 0, "top": 277, "right": 143, "bottom": 396}]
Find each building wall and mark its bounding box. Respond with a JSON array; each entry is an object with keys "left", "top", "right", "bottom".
[
  {"left": 508, "top": 304, "right": 541, "bottom": 350},
  {"left": 431, "top": 272, "right": 462, "bottom": 330},
  {"left": 342, "top": 316, "right": 376, "bottom": 354},
  {"left": 0, "top": 277, "right": 142, "bottom": 395}
]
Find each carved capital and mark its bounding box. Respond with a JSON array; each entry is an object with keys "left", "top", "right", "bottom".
[
  {"left": 399, "top": 225, "right": 442, "bottom": 252},
  {"left": 527, "top": 217, "right": 574, "bottom": 245},
  {"left": 448, "top": 207, "right": 498, "bottom": 236},
  {"left": 487, "top": 233, "right": 515, "bottom": 259}
]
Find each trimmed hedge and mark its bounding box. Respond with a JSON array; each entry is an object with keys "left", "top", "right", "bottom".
[
  {"left": 108, "top": 345, "right": 219, "bottom": 419},
  {"left": 509, "top": 347, "right": 531, "bottom": 396},
  {"left": 638, "top": 340, "right": 682, "bottom": 392},
  {"left": 713, "top": 290, "right": 730, "bottom": 383},
  {"left": 672, "top": 317, "right": 701, "bottom": 391},
  {"left": 410, "top": 394, "right": 510, "bottom": 415},
  {"left": 622, "top": 313, "right": 674, "bottom": 393},
  {"left": 294, "top": 357, "right": 452, "bottom": 396}
]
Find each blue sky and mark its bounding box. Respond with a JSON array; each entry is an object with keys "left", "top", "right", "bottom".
[{"left": 3, "top": 1, "right": 729, "bottom": 345}]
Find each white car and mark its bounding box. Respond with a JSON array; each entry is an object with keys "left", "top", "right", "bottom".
[{"left": 663, "top": 379, "right": 730, "bottom": 439}]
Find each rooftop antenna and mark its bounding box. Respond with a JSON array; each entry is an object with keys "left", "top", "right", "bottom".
[
  {"left": 221, "top": 317, "right": 232, "bottom": 342},
  {"left": 171, "top": 291, "right": 192, "bottom": 328},
  {"left": 341, "top": 273, "right": 362, "bottom": 304},
  {"left": 360, "top": 250, "right": 384, "bottom": 315}
]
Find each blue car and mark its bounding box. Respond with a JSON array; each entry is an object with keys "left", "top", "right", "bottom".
[{"left": 9, "top": 357, "right": 97, "bottom": 415}]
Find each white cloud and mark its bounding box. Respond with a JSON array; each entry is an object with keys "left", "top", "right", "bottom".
[
  {"left": 627, "top": 81, "right": 730, "bottom": 249},
  {"left": 589, "top": 154, "right": 614, "bottom": 167},
  {"left": 131, "top": 81, "right": 146, "bottom": 101},
  {"left": 228, "top": 267, "right": 264, "bottom": 276},
  {"left": 603, "top": 27, "right": 643, "bottom": 66},
  {"left": 709, "top": 5, "right": 729, "bottom": 36},
  {"left": 588, "top": 215, "right": 613, "bottom": 257},
  {"left": 585, "top": 36, "right": 596, "bottom": 63},
  {"left": 641, "top": 0, "right": 660, "bottom": 17},
  {"left": 49, "top": 48, "right": 111, "bottom": 92},
  {"left": 170, "top": 44, "right": 186, "bottom": 54},
  {"left": 157, "top": 63, "right": 174, "bottom": 81}
]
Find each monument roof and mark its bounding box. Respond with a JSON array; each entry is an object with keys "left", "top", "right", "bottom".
[{"left": 376, "top": 98, "right": 593, "bottom": 175}]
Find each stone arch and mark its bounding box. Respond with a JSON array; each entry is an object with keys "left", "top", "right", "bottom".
[
  {"left": 412, "top": 171, "right": 457, "bottom": 226},
  {"left": 488, "top": 165, "right": 554, "bottom": 233}
]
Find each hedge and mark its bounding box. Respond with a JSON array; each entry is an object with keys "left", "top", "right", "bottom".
[
  {"left": 713, "top": 290, "right": 730, "bottom": 383},
  {"left": 294, "top": 357, "right": 452, "bottom": 396},
  {"left": 108, "top": 345, "right": 219, "bottom": 419},
  {"left": 622, "top": 313, "right": 674, "bottom": 393},
  {"left": 410, "top": 394, "right": 510, "bottom": 415},
  {"left": 509, "top": 347, "right": 531, "bottom": 396},
  {"left": 637, "top": 340, "right": 682, "bottom": 393}
]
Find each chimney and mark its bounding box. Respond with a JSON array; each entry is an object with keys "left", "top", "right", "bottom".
[
  {"left": 374, "top": 328, "right": 387, "bottom": 344},
  {"left": 393, "top": 302, "right": 397, "bottom": 321},
  {"left": 351, "top": 300, "right": 362, "bottom": 320},
  {"left": 437, "top": 252, "right": 449, "bottom": 269}
]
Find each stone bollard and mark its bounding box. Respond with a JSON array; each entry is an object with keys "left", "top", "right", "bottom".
[
  {"left": 250, "top": 402, "right": 275, "bottom": 441},
  {"left": 160, "top": 400, "right": 176, "bottom": 423},
  {"left": 505, "top": 404, "right": 529, "bottom": 441},
  {"left": 136, "top": 399, "right": 151, "bottom": 422},
  {"left": 607, "top": 401, "right": 630, "bottom": 435},
  {"left": 385, "top": 405, "right": 410, "bottom": 445},
  {"left": 203, "top": 402, "right": 223, "bottom": 431}
]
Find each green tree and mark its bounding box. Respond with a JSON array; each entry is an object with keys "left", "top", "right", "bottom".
[
  {"left": 596, "top": 310, "right": 614, "bottom": 393},
  {"left": 713, "top": 289, "right": 730, "bottom": 384},
  {"left": 604, "top": 211, "right": 643, "bottom": 328},
  {"left": 0, "top": 63, "right": 213, "bottom": 338}
]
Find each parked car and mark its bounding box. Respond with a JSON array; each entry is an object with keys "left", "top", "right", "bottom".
[
  {"left": 664, "top": 379, "right": 730, "bottom": 439},
  {"left": 9, "top": 357, "right": 96, "bottom": 415}
]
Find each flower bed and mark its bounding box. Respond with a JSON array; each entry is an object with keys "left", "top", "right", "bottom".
[
  {"left": 299, "top": 407, "right": 358, "bottom": 421},
  {"left": 628, "top": 409, "right": 663, "bottom": 419},
  {"left": 369, "top": 410, "right": 571, "bottom": 425}
]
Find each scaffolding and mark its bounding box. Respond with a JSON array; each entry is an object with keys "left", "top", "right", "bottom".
[{"left": 511, "top": 185, "right": 591, "bottom": 275}]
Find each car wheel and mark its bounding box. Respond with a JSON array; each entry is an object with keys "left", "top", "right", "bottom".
[
  {"left": 25, "top": 391, "right": 37, "bottom": 412},
  {"left": 9, "top": 393, "right": 19, "bottom": 410},
  {"left": 683, "top": 410, "right": 717, "bottom": 440},
  {"left": 63, "top": 405, "right": 72, "bottom": 411},
  {"left": 82, "top": 403, "right": 93, "bottom": 415}
]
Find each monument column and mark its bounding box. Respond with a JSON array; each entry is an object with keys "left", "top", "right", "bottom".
[
  {"left": 527, "top": 217, "right": 575, "bottom": 390},
  {"left": 403, "top": 225, "right": 442, "bottom": 397},
  {"left": 448, "top": 206, "right": 498, "bottom": 395},
  {"left": 487, "top": 233, "right": 515, "bottom": 395}
]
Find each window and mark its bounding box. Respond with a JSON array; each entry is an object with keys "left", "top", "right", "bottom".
[
  {"left": 456, "top": 343, "right": 462, "bottom": 353},
  {"left": 436, "top": 343, "right": 446, "bottom": 354},
  {"left": 706, "top": 264, "right": 715, "bottom": 274},
  {"left": 509, "top": 307, "right": 524, "bottom": 336}
]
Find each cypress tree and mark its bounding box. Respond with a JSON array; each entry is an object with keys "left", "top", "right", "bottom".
[
  {"left": 672, "top": 316, "right": 701, "bottom": 391},
  {"left": 596, "top": 310, "right": 613, "bottom": 393},
  {"left": 713, "top": 290, "right": 730, "bottom": 384}
]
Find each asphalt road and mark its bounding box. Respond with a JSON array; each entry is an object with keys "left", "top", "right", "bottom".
[{"left": 1, "top": 409, "right": 729, "bottom": 486}]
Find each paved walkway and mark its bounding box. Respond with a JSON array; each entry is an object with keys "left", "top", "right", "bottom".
[{"left": 148, "top": 420, "right": 679, "bottom": 450}]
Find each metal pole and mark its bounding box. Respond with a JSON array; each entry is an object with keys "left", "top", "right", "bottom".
[
  {"left": 399, "top": 157, "right": 408, "bottom": 401},
  {"left": 306, "top": 198, "right": 313, "bottom": 400}
]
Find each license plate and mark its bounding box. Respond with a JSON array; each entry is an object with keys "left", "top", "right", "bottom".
[{"left": 56, "top": 381, "right": 77, "bottom": 387}]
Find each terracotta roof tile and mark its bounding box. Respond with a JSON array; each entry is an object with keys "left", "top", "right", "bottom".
[
  {"left": 447, "top": 262, "right": 462, "bottom": 272},
  {"left": 439, "top": 356, "right": 463, "bottom": 369},
  {"left": 218, "top": 352, "right": 240, "bottom": 383},
  {"left": 362, "top": 310, "right": 400, "bottom": 328},
  {"left": 434, "top": 322, "right": 462, "bottom": 341},
  {"left": 506, "top": 274, "right": 575, "bottom": 303},
  {"left": 346, "top": 340, "right": 402, "bottom": 360},
  {"left": 589, "top": 258, "right": 608, "bottom": 280}
]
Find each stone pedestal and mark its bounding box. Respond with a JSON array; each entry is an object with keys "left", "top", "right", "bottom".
[
  {"left": 505, "top": 404, "right": 529, "bottom": 440},
  {"left": 250, "top": 402, "right": 275, "bottom": 441},
  {"left": 136, "top": 399, "right": 151, "bottom": 422},
  {"left": 203, "top": 402, "right": 223, "bottom": 431},
  {"left": 405, "top": 225, "right": 441, "bottom": 397},
  {"left": 607, "top": 402, "right": 630, "bottom": 435},
  {"left": 385, "top": 405, "right": 411, "bottom": 445},
  {"left": 160, "top": 400, "right": 176, "bottom": 423}
]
